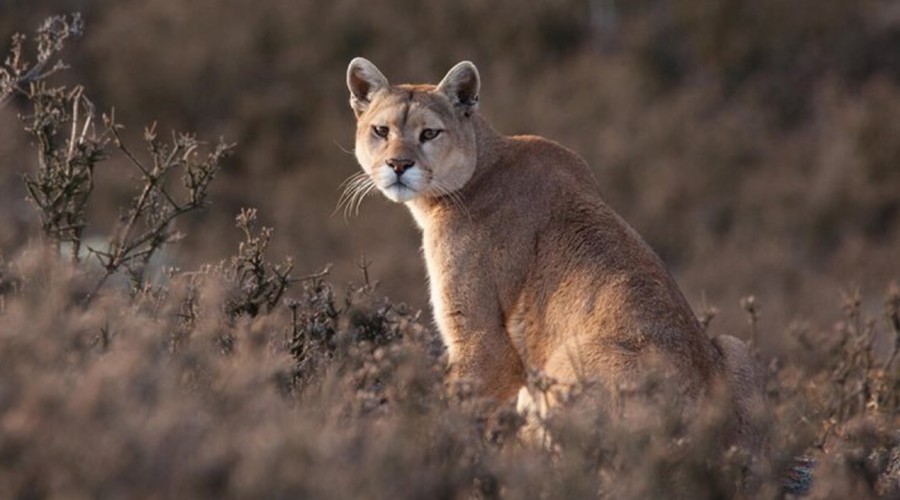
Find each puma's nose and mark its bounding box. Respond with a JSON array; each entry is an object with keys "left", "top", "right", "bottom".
[{"left": 386, "top": 158, "right": 415, "bottom": 175}]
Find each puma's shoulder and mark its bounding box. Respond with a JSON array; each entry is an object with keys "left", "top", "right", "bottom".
[{"left": 490, "top": 134, "right": 601, "bottom": 198}]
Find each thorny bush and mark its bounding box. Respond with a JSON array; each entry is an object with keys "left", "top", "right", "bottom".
[{"left": 2, "top": 13, "right": 232, "bottom": 303}]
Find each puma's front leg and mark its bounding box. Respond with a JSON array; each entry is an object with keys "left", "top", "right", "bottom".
[
  {"left": 446, "top": 323, "right": 526, "bottom": 403},
  {"left": 424, "top": 227, "right": 526, "bottom": 404},
  {"left": 435, "top": 298, "right": 526, "bottom": 404}
]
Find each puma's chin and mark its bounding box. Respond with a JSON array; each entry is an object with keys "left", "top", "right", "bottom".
[{"left": 381, "top": 182, "right": 421, "bottom": 203}]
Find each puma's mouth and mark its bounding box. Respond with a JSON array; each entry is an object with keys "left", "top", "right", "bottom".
[
  {"left": 373, "top": 165, "right": 427, "bottom": 203},
  {"left": 383, "top": 181, "right": 419, "bottom": 203}
]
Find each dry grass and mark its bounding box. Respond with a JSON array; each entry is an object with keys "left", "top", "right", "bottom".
[
  {"left": 0, "top": 228, "right": 898, "bottom": 498},
  {"left": 1, "top": 6, "right": 899, "bottom": 499}
]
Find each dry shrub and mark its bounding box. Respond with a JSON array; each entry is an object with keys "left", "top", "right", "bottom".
[
  {"left": 770, "top": 284, "right": 900, "bottom": 497},
  {"left": 1, "top": 214, "right": 898, "bottom": 498},
  {"left": 0, "top": 246, "right": 770, "bottom": 499},
  {"left": 2, "top": 8, "right": 900, "bottom": 500}
]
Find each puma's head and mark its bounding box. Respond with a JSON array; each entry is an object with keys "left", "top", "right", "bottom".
[{"left": 346, "top": 57, "right": 481, "bottom": 203}]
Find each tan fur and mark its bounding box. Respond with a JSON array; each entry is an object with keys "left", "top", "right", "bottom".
[{"left": 346, "top": 58, "right": 767, "bottom": 450}]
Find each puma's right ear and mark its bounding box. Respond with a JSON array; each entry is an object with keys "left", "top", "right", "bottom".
[{"left": 347, "top": 57, "right": 389, "bottom": 117}]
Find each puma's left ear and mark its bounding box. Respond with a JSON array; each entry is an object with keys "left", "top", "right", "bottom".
[
  {"left": 438, "top": 61, "right": 480, "bottom": 117},
  {"left": 347, "top": 57, "right": 389, "bottom": 117}
]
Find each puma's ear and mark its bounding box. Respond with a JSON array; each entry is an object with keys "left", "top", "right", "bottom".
[
  {"left": 347, "top": 57, "right": 389, "bottom": 117},
  {"left": 437, "top": 61, "right": 480, "bottom": 117}
]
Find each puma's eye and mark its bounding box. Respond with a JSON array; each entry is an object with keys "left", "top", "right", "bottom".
[
  {"left": 420, "top": 128, "right": 442, "bottom": 142},
  {"left": 372, "top": 125, "right": 389, "bottom": 139}
]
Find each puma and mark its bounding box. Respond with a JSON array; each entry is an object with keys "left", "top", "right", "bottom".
[{"left": 345, "top": 57, "right": 767, "bottom": 451}]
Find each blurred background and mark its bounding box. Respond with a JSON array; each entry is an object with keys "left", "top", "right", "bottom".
[{"left": 1, "top": 0, "right": 899, "bottom": 352}]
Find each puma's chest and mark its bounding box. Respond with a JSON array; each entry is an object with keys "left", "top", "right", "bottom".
[{"left": 421, "top": 229, "right": 458, "bottom": 356}]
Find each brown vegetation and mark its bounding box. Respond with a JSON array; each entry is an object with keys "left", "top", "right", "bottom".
[{"left": 1, "top": 3, "right": 899, "bottom": 498}]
